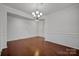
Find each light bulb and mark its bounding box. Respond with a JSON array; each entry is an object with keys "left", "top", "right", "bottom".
[
  {"left": 32, "top": 12, "right": 35, "bottom": 15},
  {"left": 36, "top": 11, "right": 39, "bottom": 14},
  {"left": 40, "top": 13, "right": 43, "bottom": 16},
  {"left": 38, "top": 15, "right": 40, "bottom": 17},
  {"left": 33, "top": 14, "right": 36, "bottom": 17}
]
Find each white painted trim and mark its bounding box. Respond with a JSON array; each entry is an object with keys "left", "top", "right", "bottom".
[{"left": 0, "top": 4, "right": 32, "bottom": 19}]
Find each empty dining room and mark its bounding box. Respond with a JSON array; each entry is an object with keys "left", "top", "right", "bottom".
[{"left": 0, "top": 3, "right": 79, "bottom": 56}]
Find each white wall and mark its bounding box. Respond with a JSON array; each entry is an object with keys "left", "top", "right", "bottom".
[
  {"left": 1, "top": 3, "right": 79, "bottom": 51},
  {"left": 35, "top": 20, "right": 45, "bottom": 36},
  {"left": 45, "top": 4, "right": 79, "bottom": 49},
  {"left": 0, "top": 4, "right": 44, "bottom": 51},
  {"left": 7, "top": 14, "right": 37, "bottom": 41},
  {"left": 0, "top": 4, "right": 7, "bottom": 50},
  {"left": 0, "top": 4, "right": 34, "bottom": 51}
]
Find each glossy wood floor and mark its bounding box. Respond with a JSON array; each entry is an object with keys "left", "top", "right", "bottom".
[{"left": 1, "top": 36, "right": 79, "bottom": 56}]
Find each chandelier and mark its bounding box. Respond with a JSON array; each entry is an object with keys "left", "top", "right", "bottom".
[{"left": 32, "top": 9, "right": 43, "bottom": 21}]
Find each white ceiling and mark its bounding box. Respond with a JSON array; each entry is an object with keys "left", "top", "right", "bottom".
[{"left": 3, "top": 3, "right": 75, "bottom": 16}]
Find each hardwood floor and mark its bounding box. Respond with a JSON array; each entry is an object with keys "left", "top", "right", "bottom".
[{"left": 1, "top": 36, "right": 79, "bottom": 56}]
